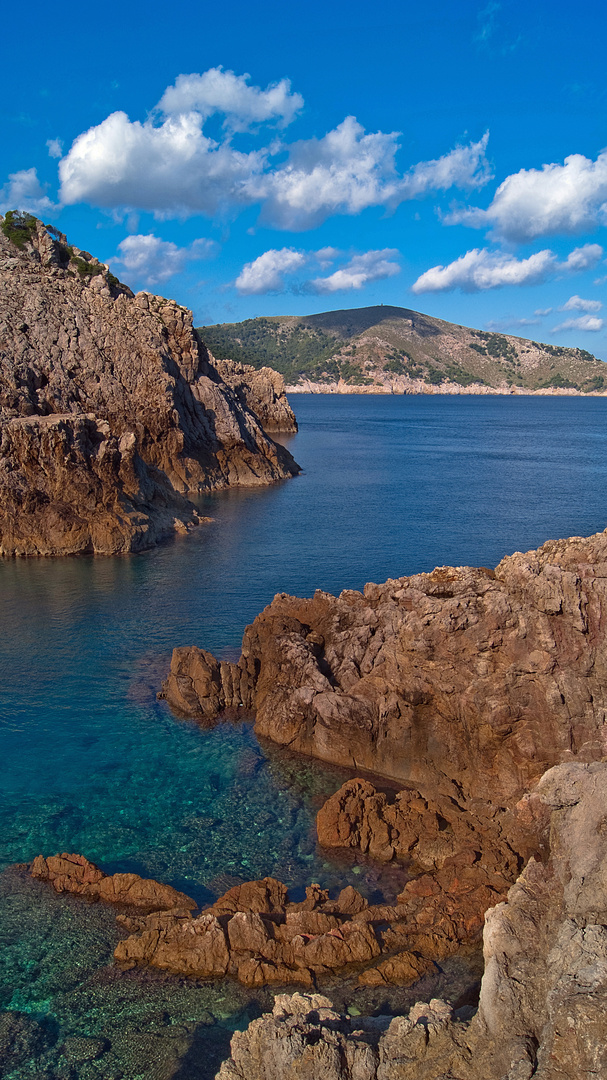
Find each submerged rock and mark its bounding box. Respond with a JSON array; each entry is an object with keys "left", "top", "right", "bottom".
[
  {"left": 0, "top": 216, "right": 299, "bottom": 555},
  {"left": 162, "top": 528, "right": 607, "bottom": 804},
  {"left": 215, "top": 761, "right": 607, "bottom": 1079}
]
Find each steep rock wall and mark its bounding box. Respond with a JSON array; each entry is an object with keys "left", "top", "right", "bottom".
[{"left": 0, "top": 218, "right": 299, "bottom": 554}]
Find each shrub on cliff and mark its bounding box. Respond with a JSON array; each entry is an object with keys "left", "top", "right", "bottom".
[{"left": 1, "top": 210, "right": 38, "bottom": 250}]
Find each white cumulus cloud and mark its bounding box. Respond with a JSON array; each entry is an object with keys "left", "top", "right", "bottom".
[
  {"left": 235, "top": 245, "right": 402, "bottom": 294},
  {"left": 157, "top": 68, "right": 303, "bottom": 131},
  {"left": 56, "top": 71, "right": 491, "bottom": 228},
  {"left": 400, "top": 132, "right": 491, "bottom": 197},
  {"left": 411, "top": 247, "right": 556, "bottom": 293},
  {"left": 412, "top": 243, "right": 605, "bottom": 294},
  {"left": 552, "top": 315, "right": 604, "bottom": 332},
  {"left": 560, "top": 294, "right": 602, "bottom": 312},
  {"left": 235, "top": 247, "right": 307, "bottom": 294},
  {"left": 309, "top": 249, "right": 400, "bottom": 293},
  {"left": 446, "top": 149, "right": 607, "bottom": 241},
  {"left": 0, "top": 168, "right": 58, "bottom": 216},
  {"left": 59, "top": 110, "right": 265, "bottom": 217},
  {"left": 112, "top": 233, "right": 217, "bottom": 284},
  {"left": 253, "top": 120, "right": 491, "bottom": 230},
  {"left": 560, "top": 243, "right": 603, "bottom": 271}
]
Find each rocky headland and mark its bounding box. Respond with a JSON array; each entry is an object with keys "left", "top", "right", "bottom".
[
  {"left": 0, "top": 213, "right": 299, "bottom": 555},
  {"left": 152, "top": 525, "right": 607, "bottom": 1075},
  {"left": 211, "top": 358, "right": 298, "bottom": 432},
  {"left": 160, "top": 527, "right": 607, "bottom": 804}
]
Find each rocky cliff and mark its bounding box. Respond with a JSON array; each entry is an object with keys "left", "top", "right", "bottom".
[
  {"left": 0, "top": 214, "right": 299, "bottom": 555},
  {"left": 216, "top": 762, "right": 607, "bottom": 1080},
  {"left": 161, "top": 527, "right": 607, "bottom": 804},
  {"left": 211, "top": 358, "right": 298, "bottom": 432}
]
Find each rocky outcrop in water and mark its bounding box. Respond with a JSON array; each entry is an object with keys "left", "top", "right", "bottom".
[
  {"left": 211, "top": 358, "right": 298, "bottom": 432},
  {"left": 115, "top": 879, "right": 397, "bottom": 988},
  {"left": 0, "top": 215, "right": 299, "bottom": 555},
  {"left": 216, "top": 761, "right": 607, "bottom": 1080},
  {"left": 161, "top": 528, "right": 607, "bottom": 804},
  {"left": 31, "top": 853, "right": 196, "bottom": 911}
]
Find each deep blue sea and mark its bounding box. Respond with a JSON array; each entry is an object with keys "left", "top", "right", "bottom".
[{"left": 2, "top": 393, "right": 607, "bottom": 1078}]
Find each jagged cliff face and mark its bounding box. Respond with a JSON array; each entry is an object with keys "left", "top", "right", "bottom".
[
  {"left": 161, "top": 528, "right": 607, "bottom": 804},
  {"left": 211, "top": 358, "right": 298, "bottom": 433},
  {"left": 0, "top": 218, "right": 299, "bottom": 554}
]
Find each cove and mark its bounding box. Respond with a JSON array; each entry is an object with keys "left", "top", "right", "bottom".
[{"left": 2, "top": 393, "right": 607, "bottom": 1078}]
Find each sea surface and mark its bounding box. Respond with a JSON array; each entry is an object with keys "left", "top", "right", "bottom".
[{"left": 2, "top": 393, "right": 607, "bottom": 1078}]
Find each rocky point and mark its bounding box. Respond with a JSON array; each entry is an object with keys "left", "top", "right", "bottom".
[
  {"left": 161, "top": 527, "right": 607, "bottom": 805},
  {"left": 0, "top": 214, "right": 299, "bottom": 555}
]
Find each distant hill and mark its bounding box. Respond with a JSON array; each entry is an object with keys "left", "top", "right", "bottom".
[{"left": 198, "top": 305, "right": 607, "bottom": 394}]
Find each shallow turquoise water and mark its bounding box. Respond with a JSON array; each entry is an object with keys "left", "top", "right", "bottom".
[{"left": 2, "top": 393, "right": 607, "bottom": 1077}]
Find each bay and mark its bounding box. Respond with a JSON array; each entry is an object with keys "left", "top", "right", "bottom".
[{"left": 1, "top": 392, "right": 607, "bottom": 1078}]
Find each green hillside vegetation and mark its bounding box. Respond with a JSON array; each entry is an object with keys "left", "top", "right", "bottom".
[{"left": 198, "top": 306, "right": 606, "bottom": 393}]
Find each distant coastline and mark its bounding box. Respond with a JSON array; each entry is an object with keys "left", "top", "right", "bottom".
[{"left": 284, "top": 378, "right": 607, "bottom": 396}]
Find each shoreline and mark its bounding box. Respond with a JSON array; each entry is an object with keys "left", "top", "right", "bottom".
[{"left": 285, "top": 380, "right": 607, "bottom": 396}]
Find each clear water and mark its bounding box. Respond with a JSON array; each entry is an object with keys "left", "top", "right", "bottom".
[{"left": 2, "top": 393, "right": 607, "bottom": 1078}]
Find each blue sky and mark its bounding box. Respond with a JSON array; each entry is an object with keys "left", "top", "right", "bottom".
[{"left": 3, "top": 0, "right": 607, "bottom": 354}]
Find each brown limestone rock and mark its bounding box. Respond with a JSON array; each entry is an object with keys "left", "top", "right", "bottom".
[
  {"left": 0, "top": 218, "right": 299, "bottom": 555},
  {"left": 211, "top": 358, "right": 298, "bottom": 432},
  {"left": 165, "top": 529, "right": 607, "bottom": 804},
  {"left": 30, "top": 853, "right": 196, "bottom": 911}
]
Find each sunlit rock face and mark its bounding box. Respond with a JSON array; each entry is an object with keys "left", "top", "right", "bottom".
[
  {"left": 162, "top": 527, "right": 607, "bottom": 804},
  {"left": 0, "top": 217, "right": 299, "bottom": 555}
]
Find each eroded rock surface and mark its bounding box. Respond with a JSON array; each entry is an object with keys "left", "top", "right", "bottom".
[
  {"left": 211, "top": 358, "right": 298, "bottom": 432},
  {"left": 0, "top": 217, "right": 298, "bottom": 554},
  {"left": 162, "top": 529, "right": 607, "bottom": 803},
  {"left": 215, "top": 762, "right": 607, "bottom": 1079},
  {"left": 30, "top": 853, "right": 196, "bottom": 911}
]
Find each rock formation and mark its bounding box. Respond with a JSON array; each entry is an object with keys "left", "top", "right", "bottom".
[
  {"left": 0, "top": 214, "right": 299, "bottom": 555},
  {"left": 211, "top": 358, "right": 298, "bottom": 432},
  {"left": 216, "top": 761, "right": 607, "bottom": 1080},
  {"left": 161, "top": 527, "right": 607, "bottom": 805},
  {"left": 316, "top": 777, "right": 548, "bottom": 870},
  {"left": 30, "top": 852, "right": 196, "bottom": 911},
  {"left": 29, "top": 852, "right": 518, "bottom": 990}
]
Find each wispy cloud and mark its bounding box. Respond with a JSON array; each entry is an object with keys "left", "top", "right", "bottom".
[
  {"left": 0, "top": 167, "right": 58, "bottom": 216},
  {"left": 46, "top": 138, "right": 63, "bottom": 159},
  {"left": 552, "top": 314, "right": 604, "bottom": 332},
  {"left": 559, "top": 294, "right": 602, "bottom": 312},
  {"left": 485, "top": 316, "right": 541, "bottom": 331},
  {"left": 308, "top": 249, "right": 400, "bottom": 293},
  {"left": 235, "top": 245, "right": 401, "bottom": 294},
  {"left": 111, "top": 233, "right": 218, "bottom": 284},
  {"left": 157, "top": 67, "right": 304, "bottom": 132},
  {"left": 235, "top": 247, "right": 307, "bottom": 294}
]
